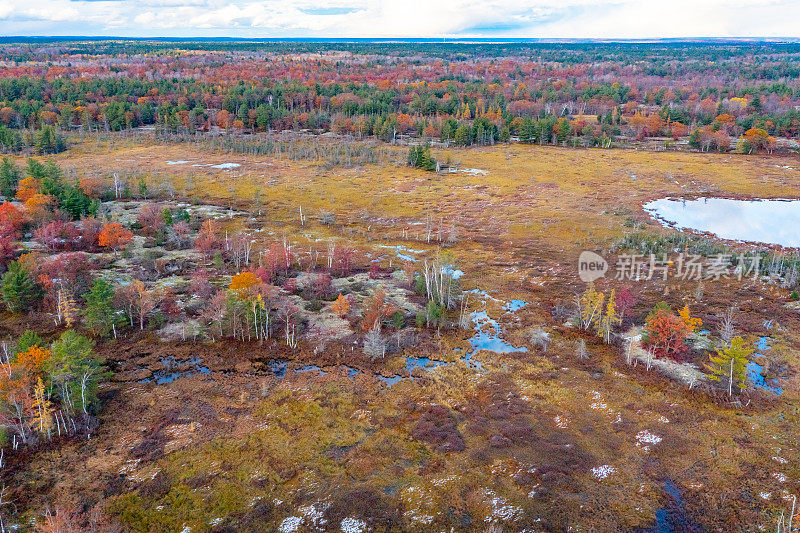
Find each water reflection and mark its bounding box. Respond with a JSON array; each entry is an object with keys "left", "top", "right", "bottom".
[{"left": 644, "top": 197, "right": 800, "bottom": 247}]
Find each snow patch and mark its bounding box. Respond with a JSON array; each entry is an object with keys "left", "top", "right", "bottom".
[
  {"left": 340, "top": 517, "right": 367, "bottom": 533},
  {"left": 278, "top": 516, "right": 302, "bottom": 533},
  {"left": 591, "top": 465, "right": 616, "bottom": 480},
  {"left": 635, "top": 430, "right": 663, "bottom": 452}
]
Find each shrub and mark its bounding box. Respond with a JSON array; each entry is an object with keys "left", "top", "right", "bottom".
[
  {"left": 1, "top": 260, "right": 43, "bottom": 312},
  {"left": 411, "top": 405, "right": 465, "bottom": 452}
]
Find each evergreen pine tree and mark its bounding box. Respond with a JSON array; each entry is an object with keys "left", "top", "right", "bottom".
[{"left": 1, "top": 261, "right": 43, "bottom": 313}]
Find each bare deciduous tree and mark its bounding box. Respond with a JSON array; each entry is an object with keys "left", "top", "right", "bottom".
[
  {"left": 717, "top": 306, "right": 737, "bottom": 347},
  {"left": 363, "top": 322, "right": 386, "bottom": 360},
  {"left": 575, "top": 338, "right": 589, "bottom": 360}
]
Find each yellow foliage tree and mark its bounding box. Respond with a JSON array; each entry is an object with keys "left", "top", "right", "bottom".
[
  {"left": 32, "top": 376, "right": 54, "bottom": 435},
  {"left": 705, "top": 336, "right": 751, "bottom": 396},
  {"left": 579, "top": 283, "right": 605, "bottom": 331},
  {"left": 597, "top": 289, "right": 622, "bottom": 343},
  {"left": 57, "top": 284, "right": 79, "bottom": 327},
  {"left": 678, "top": 305, "right": 702, "bottom": 333},
  {"left": 24, "top": 193, "right": 51, "bottom": 216}
]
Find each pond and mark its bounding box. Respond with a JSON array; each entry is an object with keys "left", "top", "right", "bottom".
[{"left": 643, "top": 197, "right": 800, "bottom": 247}]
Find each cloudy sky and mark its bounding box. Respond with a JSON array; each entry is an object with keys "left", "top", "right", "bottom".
[{"left": 1, "top": 0, "right": 799, "bottom": 38}]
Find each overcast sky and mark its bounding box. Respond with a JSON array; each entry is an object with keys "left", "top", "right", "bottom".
[{"left": 1, "top": 0, "right": 799, "bottom": 38}]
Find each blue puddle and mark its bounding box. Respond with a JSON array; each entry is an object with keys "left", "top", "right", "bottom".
[
  {"left": 441, "top": 265, "right": 464, "bottom": 279},
  {"left": 649, "top": 479, "right": 697, "bottom": 532},
  {"left": 756, "top": 336, "right": 769, "bottom": 351},
  {"left": 377, "top": 244, "right": 422, "bottom": 263},
  {"left": 266, "top": 359, "right": 287, "bottom": 379},
  {"left": 377, "top": 375, "right": 403, "bottom": 386},
  {"left": 406, "top": 356, "right": 447, "bottom": 371},
  {"left": 373, "top": 357, "right": 449, "bottom": 386},
  {"left": 296, "top": 364, "right": 326, "bottom": 376},
  {"left": 505, "top": 300, "right": 529, "bottom": 312},
  {"left": 139, "top": 356, "right": 211, "bottom": 384},
  {"left": 465, "top": 309, "right": 528, "bottom": 365},
  {"left": 748, "top": 337, "right": 783, "bottom": 396}
]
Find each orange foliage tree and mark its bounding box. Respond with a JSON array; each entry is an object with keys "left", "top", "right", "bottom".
[
  {"left": 361, "top": 288, "right": 396, "bottom": 331},
  {"left": 16, "top": 345, "right": 52, "bottom": 379},
  {"left": 229, "top": 271, "right": 260, "bottom": 296},
  {"left": 16, "top": 176, "right": 40, "bottom": 203},
  {"left": 332, "top": 293, "right": 350, "bottom": 318},
  {"left": 642, "top": 302, "right": 692, "bottom": 358},
  {"left": 98, "top": 223, "right": 134, "bottom": 254}
]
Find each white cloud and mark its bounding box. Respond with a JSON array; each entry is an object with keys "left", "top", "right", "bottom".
[{"left": 0, "top": 0, "right": 798, "bottom": 37}]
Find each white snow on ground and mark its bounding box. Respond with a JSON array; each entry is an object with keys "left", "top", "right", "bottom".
[
  {"left": 483, "top": 490, "right": 522, "bottom": 523},
  {"left": 450, "top": 168, "right": 488, "bottom": 175},
  {"left": 340, "top": 517, "right": 367, "bottom": 533},
  {"left": 298, "top": 504, "right": 327, "bottom": 528},
  {"left": 760, "top": 491, "right": 771, "bottom": 500},
  {"left": 772, "top": 472, "right": 787, "bottom": 483},
  {"left": 589, "top": 391, "right": 622, "bottom": 423},
  {"left": 591, "top": 465, "right": 616, "bottom": 480},
  {"left": 635, "top": 430, "right": 663, "bottom": 452},
  {"left": 278, "top": 516, "right": 302, "bottom": 533},
  {"left": 402, "top": 486, "right": 435, "bottom": 525},
  {"left": 554, "top": 415, "right": 570, "bottom": 428},
  {"left": 211, "top": 162, "right": 241, "bottom": 169}
]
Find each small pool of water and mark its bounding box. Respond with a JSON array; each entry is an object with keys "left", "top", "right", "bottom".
[
  {"left": 505, "top": 300, "right": 529, "bottom": 312},
  {"left": 466, "top": 310, "right": 528, "bottom": 363},
  {"left": 749, "top": 337, "right": 783, "bottom": 396},
  {"left": 406, "top": 356, "right": 447, "bottom": 372},
  {"left": 266, "top": 359, "right": 287, "bottom": 379},
  {"left": 649, "top": 479, "right": 697, "bottom": 532},
  {"left": 296, "top": 365, "right": 326, "bottom": 376},
  {"left": 377, "top": 374, "right": 403, "bottom": 386},
  {"left": 644, "top": 197, "right": 800, "bottom": 247},
  {"left": 139, "top": 356, "right": 210, "bottom": 384}
]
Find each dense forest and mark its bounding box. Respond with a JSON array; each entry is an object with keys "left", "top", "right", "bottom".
[{"left": 1, "top": 40, "right": 799, "bottom": 154}]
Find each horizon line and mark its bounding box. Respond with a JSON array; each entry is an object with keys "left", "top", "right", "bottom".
[{"left": 2, "top": 36, "right": 800, "bottom": 43}]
